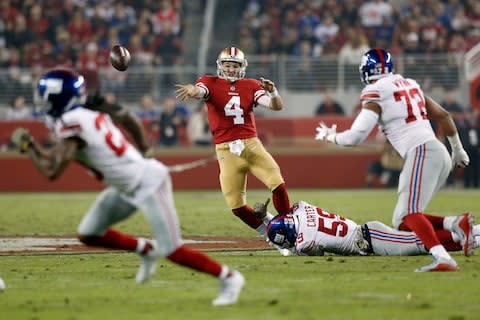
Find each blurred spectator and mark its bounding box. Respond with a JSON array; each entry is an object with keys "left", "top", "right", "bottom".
[
  {"left": 365, "top": 139, "right": 404, "bottom": 188},
  {"left": 338, "top": 28, "right": 369, "bottom": 64},
  {"left": 6, "top": 95, "right": 32, "bottom": 120},
  {"left": 315, "top": 90, "right": 345, "bottom": 116},
  {"left": 27, "top": 4, "right": 49, "bottom": 40},
  {"left": 4, "top": 14, "right": 33, "bottom": 51},
  {"left": 462, "top": 109, "right": 479, "bottom": 188},
  {"left": 136, "top": 94, "right": 160, "bottom": 121},
  {"left": 76, "top": 42, "right": 105, "bottom": 92},
  {"left": 313, "top": 15, "right": 339, "bottom": 46},
  {"left": 374, "top": 16, "right": 396, "bottom": 49},
  {"left": 288, "top": 40, "right": 317, "bottom": 91},
  {"left": 152, "top": 0, "right": 181, "bottom": 36},
  {"left": 153, "top": 20, "right": 184, "bottom": 89},
  {"left": 156, "top": 95, "right": 188, "bottom": 147},
  {"left": 67, "top": 9, "right": 92, "bottom": 48},
  {"left": 107, "top": 2, "right": 137, "bottom": 43},
  {"left": 359, "top": 0, "right": 393, "bottom": 29},
  {"left": 187, "top": 103, "right": 212, "bottom": 146},
  {"left": 338, "top": 28, "right": 369, "bottom": 88}
]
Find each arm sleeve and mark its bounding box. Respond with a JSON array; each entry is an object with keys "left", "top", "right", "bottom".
[
  {"left": 335, "top": 109, "right": 379, "bottom": 146},
  {"left": 195, "top": 82, "right": 209, "bottom": 99},
  {"left": 256, "top": 94, "right": 271, "bottom": 108}
]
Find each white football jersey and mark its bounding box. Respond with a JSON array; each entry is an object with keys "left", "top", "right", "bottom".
[
  {"left": 360, "top": 74, "right": 436, "bottom": 157},
  {"left": 53, "top": 107, "right": 147, "bottom": 193},
  {"left": 292, "top": 201, "right": 361, "bottom": 255}
]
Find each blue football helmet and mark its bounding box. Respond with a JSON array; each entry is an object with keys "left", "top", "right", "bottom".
[
  {"left": 37, "top": 68, "right": 86, "bottom": 118},
  {"left": 359, "top": 48, "right": 394, "bottom": 85},
  {"left": 267, "top": 215, "right": 297, "bottom": 249}
]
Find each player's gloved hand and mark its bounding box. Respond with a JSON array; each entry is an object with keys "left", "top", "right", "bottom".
[
  {"left": 11, "top": 128, "right": 33, "bottom": 153},
  {"left": 175, "top": 84, "right": 198, "bottom": 101},
  {"left": 260, "top": 77, "right": 277, "bottom": 94},
  {"left": 451, "top": 147, "right": 470, "bottom": 169},
  {"left": 447, "top": 133, "right": 470, "bottom": 169},
  {"left": 315, "top": 122, "right": 337, "bottom": 143},
  {"left": 253, "top": 198, "right": 270, "bottom": 220}
]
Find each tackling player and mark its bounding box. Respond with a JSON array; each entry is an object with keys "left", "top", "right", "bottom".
[
  {"left": 315, "top": 48, "right": 473, "bottom": 272},
  {"left": 254, "top": 199, "right": 479, "bottom": 257},
  {"left": 10, "top": 68, "right": 244, "bottom": 306},
  {"left": 175, "top": 47, "right": 291, "bottom": 249}
]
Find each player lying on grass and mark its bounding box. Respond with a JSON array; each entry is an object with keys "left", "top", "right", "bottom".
[{"left": 254, "top": 199, "right": 478, "bottom": 258}]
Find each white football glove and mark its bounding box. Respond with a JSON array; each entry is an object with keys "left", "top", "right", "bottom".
[
  {"left": 315, "top": 122, "right": 337, "bottom": 143},
  {"left": 451, "top": 147, "right": 469, "bottom": 169},
  {"left": 447, "top": 133, "right": 470, "bottom": 169}
]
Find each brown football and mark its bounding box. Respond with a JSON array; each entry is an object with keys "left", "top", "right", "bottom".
[{"left": 109, "top": 45, "right": 131, "bottom": 71}]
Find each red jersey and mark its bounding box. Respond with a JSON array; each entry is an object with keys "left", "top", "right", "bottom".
[{"left": 196, "top": 76, "right": 267, "bottom": 144}]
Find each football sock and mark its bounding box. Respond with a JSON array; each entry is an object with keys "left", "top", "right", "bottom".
[
  {"left": 443, "top": 216, "right": 457, "bottom": 231},
  {"left": 78, "top": 228, "right": 138, "bottom": 251},
  {"left": 430, "top": 244, "right": 452, "bottom": 260},
  {"left": 232, "top": 205, "right": 263, "bottom": 229},
  {"left": 399, "top": 213, "right": 441, "bottom": 250},
  {"left": 272, "top": 183, "right": 291, "bottom": 215},
  {"left": 167, "top": 245, "right": 222, "bottom": 277},
  {"left": 423, "top": 213, "right": 445, "bottom": 229}
]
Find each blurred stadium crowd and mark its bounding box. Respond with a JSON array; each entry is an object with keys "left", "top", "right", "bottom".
[
  {"left": 0, "top": 0, "right": 479, "bottom": 187},
  {"left": 237, "top": 0, "right": 479, "bottom": 57},
  {"left": 1, "top": 0, "right": 479, "bottom": 84}
]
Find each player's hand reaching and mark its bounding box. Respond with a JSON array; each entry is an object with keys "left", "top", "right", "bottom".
[
  {"left": 253, "top": 198, "right": 270, "bottom": 220},
  {"left": 451, "top": 147, "right": 470, "bottom": 169},
  {"left": 175, "top": 84, "right": 199, "bottom": 101},
  {"left": 11, "top": 127, "right": 33, "bottom": 153},
  {"left": 260, "top": 77, "right": 276, "bottom": 93},
  {"left": 315, "top": 122, "right": 337, "bottom": 143}
]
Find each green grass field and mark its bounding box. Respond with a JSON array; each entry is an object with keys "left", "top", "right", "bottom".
[{"left": 1, "top": 189, "right": 479, "bottom": 320}]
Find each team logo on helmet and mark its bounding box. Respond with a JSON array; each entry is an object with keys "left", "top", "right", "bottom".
[
  {"left": 266, "top": 215, "right": 297, "bottom": 249},
  {"left": 37, "top": 68, "right": 86, "bottom": 118},
  {"left": 359, "top": 48, "right": 394, "bottom": 85}
]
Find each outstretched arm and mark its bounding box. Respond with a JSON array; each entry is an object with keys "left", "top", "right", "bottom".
[
  {"left": 11, "top": 128, "right": 79, "bottom": 180},
  {"left": 315, "top": 102, "right": 380, "bottom": 146},
  {"left": 175, "top": 84, "right": 206, "bottom": 101}
]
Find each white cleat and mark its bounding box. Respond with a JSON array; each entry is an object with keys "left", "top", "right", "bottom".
[
  {"left": 135, "top": 242, "right": 159, "bottom": 284},
  {"left": 212, "top": 270, "right": 245, "bottom": 306},
  {"left": 452, "top": 213, "right": 474, "bottom": 257},
  {"left": 415, "top": 257, "right": 459, "bottom": 272}
]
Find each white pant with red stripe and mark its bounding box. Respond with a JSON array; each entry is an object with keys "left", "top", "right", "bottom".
[
  {"left": 391, "top": 139, "right": 451, "bottom": 229},
  {"left": 366, "top": 221, "right": 427, "bottom": 256},
  {"left": 77, "top": 159, "right": 184, "bottom": 257}
]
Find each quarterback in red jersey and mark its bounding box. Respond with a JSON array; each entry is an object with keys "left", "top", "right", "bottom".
[{"left": 176, "top": 47, "right": 291, "bottom": 244}]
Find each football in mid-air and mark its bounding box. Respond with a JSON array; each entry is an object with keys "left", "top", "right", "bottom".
[{"left": 109, "top": 45, "right": 131, "bottom": 71}]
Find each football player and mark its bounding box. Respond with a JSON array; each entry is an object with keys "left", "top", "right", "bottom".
[
  {"left": 175, "top": 47, "right": 291, "bottom": 247},
  {"left": 315, "top": 48, "right": 473, "bottom": 272},
  {"left": 10, "top": 68, "right": 244, "bottom": 306},
  {"left": 254, "top": 199, "right": 479, "bottom": 257}
]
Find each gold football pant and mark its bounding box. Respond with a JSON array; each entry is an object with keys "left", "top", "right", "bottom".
[{"left": 215, "top": 137, "right": 285, "bottom": 209}]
